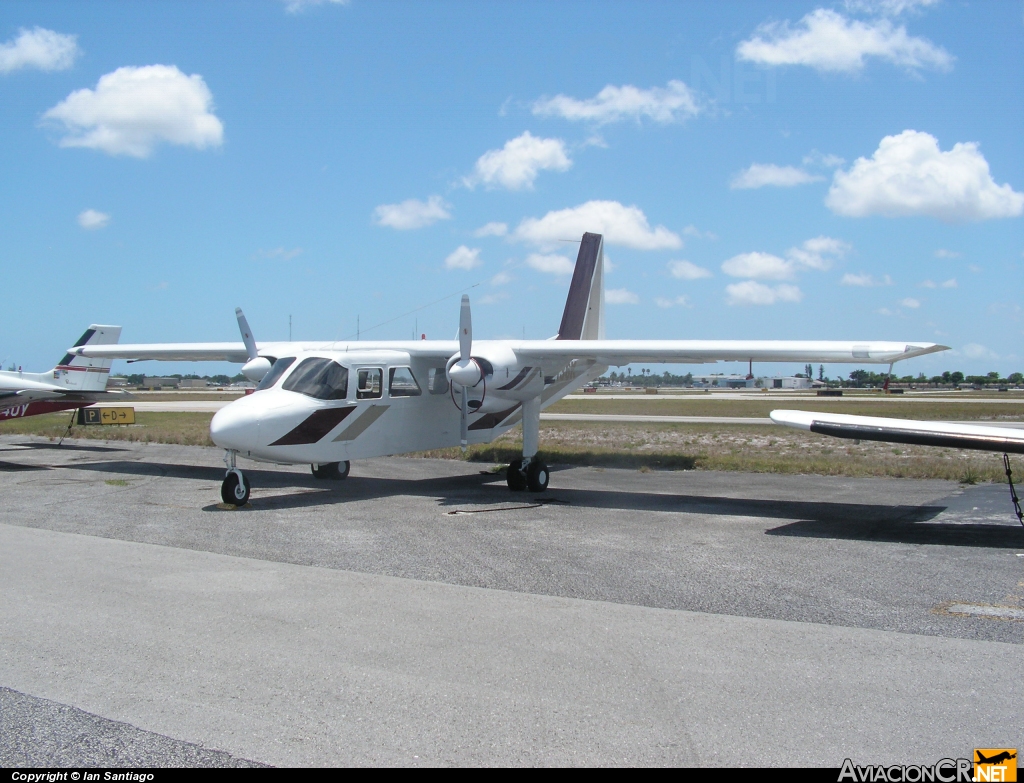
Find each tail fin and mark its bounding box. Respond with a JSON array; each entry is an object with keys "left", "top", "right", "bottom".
[
  {"left": 54, "top": 325, "right": 122, "bottom": 391},
  {"left": 557, "top": 232, "right": 605, "bottom": 341}
]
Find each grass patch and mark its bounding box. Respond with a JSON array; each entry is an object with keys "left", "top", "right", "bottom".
[
  {"left": 104, "top": 479, "right": 130, "bottom": 486},
  {"left": 1, "top": 412, "right": 215, "bottom": 446},
  {"left": 548, "top": 397, "right": 1024, "bottom": 421}
]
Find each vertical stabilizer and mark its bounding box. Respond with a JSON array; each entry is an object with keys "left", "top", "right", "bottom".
[
  {"left": 557, "top": 232, "right": 605, "bottom": 341},
  {"left": 55, "top": 325, "right": 122, "bottom": 391}
]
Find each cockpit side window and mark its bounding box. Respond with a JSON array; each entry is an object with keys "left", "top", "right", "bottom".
[
  {"left": 388, "top": 367, "right": 421, "bottom": 397},
  {"left": 356, "top": 368, "right": 382, "bottom": 400},
  {"left": 255, "top": 356, "right": 296, "bottom": 391},
  {"left": 281, "top": 357, "right": 349, "bottom": 400}
]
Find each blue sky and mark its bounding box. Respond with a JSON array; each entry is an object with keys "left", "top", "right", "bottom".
[{"left": 1, "top": 0, "right": 1022, "bottom": 380}]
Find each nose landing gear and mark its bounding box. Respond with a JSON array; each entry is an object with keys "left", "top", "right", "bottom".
[{"left": 221, "top": 449, "right": 251, "bottom": 506}]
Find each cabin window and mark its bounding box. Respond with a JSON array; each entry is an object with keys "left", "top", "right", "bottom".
[
  {"left": 427, "top": 367, "right": 448, "bottom": 395},
  {"left": 356, "top": 368, "right": 383, "bottom": 400},
  {"left": 255, "top": 356, "right": 296, "bottom": 391},
  {"left": 388, "top": 367, "right": 421, "bottom": 397},
  {"left": 282, "top": 357, "right": 349, "bottom": 400}
]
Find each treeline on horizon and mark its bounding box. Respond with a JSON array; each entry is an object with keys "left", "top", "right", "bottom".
[{"left": 602, "top": 367, "right": 1024, "bottom": 388}]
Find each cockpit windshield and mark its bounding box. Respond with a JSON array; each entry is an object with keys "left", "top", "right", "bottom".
[
  {"left": 255, "top": 357, "right": 295, "bottom": 391},
  {"left": 281, "top": 357, "right": 349, "bottom": 401}
]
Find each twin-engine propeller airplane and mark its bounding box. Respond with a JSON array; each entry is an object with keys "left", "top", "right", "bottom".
[
  {"left": 70, "top": 232, "right": 948, "bottom": 506},
  {"left": 1, "top": 325, "right": 123, "bottom": 422}
]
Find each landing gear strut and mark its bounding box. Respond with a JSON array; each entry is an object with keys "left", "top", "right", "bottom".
[
  {"left": 221, "top": 449, "right": 250, "bottom": 506},
  {"left": 312, "top": 461, "right": 350, "bottom": 480},
  {"left": 506, "top": 395, "right": 549, "bottom": 492}
]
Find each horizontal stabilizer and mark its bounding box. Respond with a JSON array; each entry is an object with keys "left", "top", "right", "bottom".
[{"left": 771, "top": 410, "right": 1024, "bottom": 454}]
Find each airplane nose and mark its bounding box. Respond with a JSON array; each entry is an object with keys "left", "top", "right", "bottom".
[{"left": 210, "top": 402, "right": 257, "bottom": 451}]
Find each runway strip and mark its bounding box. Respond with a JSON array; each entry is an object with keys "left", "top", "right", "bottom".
[{"left": 3, "top": 521, "right": 1021, "bottom": 766}]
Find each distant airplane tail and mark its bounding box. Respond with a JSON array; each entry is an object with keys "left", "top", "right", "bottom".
[
  {"left": 53, "top": 325, "right": 122, "bottom": 391},
  {"left": 557, "top": 232, "right": 605, "bottom": 341}
]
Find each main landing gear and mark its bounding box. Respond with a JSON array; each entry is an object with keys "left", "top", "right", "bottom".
[
  {"left": 506, "top": 395, "right": 549, "bottom": 492},
  {"left": 311, "top": 461, "right": 350, "bottom": 480},
  {"left": 221, "top": 449, "right": 250, "bottom": 506},
  {"left": 506, "top": 457, "right": 549, "bottom": 493}
]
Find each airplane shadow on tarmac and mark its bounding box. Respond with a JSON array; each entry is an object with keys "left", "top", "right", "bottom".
[{"left": 67, "top": 458, "right": 1024, "bottom": 549}]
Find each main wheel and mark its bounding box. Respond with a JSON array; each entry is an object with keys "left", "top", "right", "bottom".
[
  {"left": 506, "top": 458, "right": 526, "bottom": 491},
  {"left": 312, "top": 461, "right": 350, "bottom": 480},
  {"left": 221, "top": 471, "right": 251, "bottom": 506},
  {"left": 526, "top": 460, "right": 549, "bottom": 493}
]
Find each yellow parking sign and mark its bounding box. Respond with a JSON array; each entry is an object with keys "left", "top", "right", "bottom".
[{"left": 78, "top": 407, "right": 135, "bottom": 425}]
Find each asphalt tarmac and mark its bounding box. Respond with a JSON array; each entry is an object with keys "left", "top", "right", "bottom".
[{"left": 1, "top": 435, "right": 1022, "bottom": 766}]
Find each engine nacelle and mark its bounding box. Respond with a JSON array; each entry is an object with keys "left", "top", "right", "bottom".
[
  {"left": 241, "top": 356, "right": 272, "bottom": 382},
  {"left": 446, "top": 345, "right": 543, "bottom": 410}
]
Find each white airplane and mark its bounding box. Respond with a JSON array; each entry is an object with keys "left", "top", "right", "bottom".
[
  {"left": 770, "top": 409, "right": 1024, "bottom": 524},
  {"left": 70, "top": 233, "right": 948, "bottom": 506},
  {"left": 1, "top": 325, "right": 123, "bottom": 422}
]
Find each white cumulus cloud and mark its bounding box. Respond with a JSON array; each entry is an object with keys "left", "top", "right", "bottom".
[
  {"left": 736, "top": 9, "right": 952, "bottom": 73},
  {"left": 841, "top": 272, "right": 892, "bottom": 286},
  {"left": 282, "top": 0, "right": 349, "bottom": 12},
  {"left": 532, "top": 80, "right": 700, "bottom": 125},
  {"left": 513, "top": 200, "right": 681, "bottom": 250},
  {"left": 42, "top": 65, "right": 224, "bottom": 158},
  {"left": 465, "top": 132, "right": 571, "bottom": 190},
  {"left": 490, "top": 271, "right": 513, "bottom": 286},
  {"left": 961, "top": 343, "right": 998, "bottom": 361},
  {"left": 726, "top": 281, "right": 803, "bottom": 306},
  {"left": 605, "top": 288, "right": 639, "bottom": 305},
  {"left": 444, "top": 246, "right": 482, "bottom": 271},
  {"left": 826, "top": 130, "right": 1024, "bottom": 222},
  {"left": 525, "top": 253, "right": 574, "bottom": 276},
  {"left": 667, "top": 260, "right": 712, "bottom": 280},
  {"left": 731, "top": 164, "right": 824, "bottom": 189},
  {"left": 900, "top": 297, "right": 921, "bottom": 308},
  {"left": 0, "top": 27, "right": 79, "bottom": 74},
  {"left": 722, "top": 252, "right": 794, "bottom": 280},
  {"left": 374, "top": 195, "right": 451, "bottom": 230},
  {"left": 474, "top": 221, "right": 508, "bottom": 237},
  {"left": 655, "top": 296, "right": 690, "bottom": 309},
  {"left": 254, "top": 247, "right": 303, "bottom": 261},
  {"left": 77, "top": 209, "right": 109, "bottom": 230},
  {"left": 934, "top": 248, "right": 961, "bottom": 259},
  {"left": 788, "top": 236, "right": 850, "bottom": 270}
]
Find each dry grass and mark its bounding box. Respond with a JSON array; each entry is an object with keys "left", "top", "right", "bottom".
[
  {"left": 1, "top": 412, "right": 215, "bottom": 446},
  {"left": 548, "top": 396, "right": 1024, "bottom": 421},
  {"left": 4, "top": 410, "right": 1016, "bottom": 482},
  {"left": 419, "top": 421, "right": 1013, "bottom": 483}
]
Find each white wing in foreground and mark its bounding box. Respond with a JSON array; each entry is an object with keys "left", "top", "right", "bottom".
[
  {"left": 511, "top": 340, "right": 947, "bottom": 366},
  {"left": 770, "top": 410, "right": 1024, "bottom": 454}
]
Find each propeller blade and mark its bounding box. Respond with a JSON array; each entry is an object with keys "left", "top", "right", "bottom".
[
  {"left": 235, "top": 307, "right": 258, "bottom": 362},
  {"left": 460, "top": 385, "right": 469, "bottom": 449},
  {"left": 459, "top": 295, "right": 471, "bottom": 362}
]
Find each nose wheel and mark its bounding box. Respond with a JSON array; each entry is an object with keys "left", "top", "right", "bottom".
[
  {"left": 221, "top": 449, "right": 251, "bottom": 506},
  {"left": 221, "top": 470, "right": 251, "bottom": 506}
]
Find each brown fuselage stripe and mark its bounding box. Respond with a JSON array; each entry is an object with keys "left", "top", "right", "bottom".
[
  {"left": 497, "top": 366, "right": 533, "bottom": 391},
  {"left": 270, "top": 406, "right": 355, "bottom": 446},
  {"left": 332, "top": 404, "right": 390, "bottom": 441}
]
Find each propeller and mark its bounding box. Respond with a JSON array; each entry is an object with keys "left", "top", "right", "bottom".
[
  {"left": 236, "top": 307, "right": 272, "bottom": 382},
  {"left": 447, "top": 295, "right": 481, "bottom": 448}
]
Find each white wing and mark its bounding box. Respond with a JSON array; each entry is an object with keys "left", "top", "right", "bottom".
[
  {"left": 510, "top": 340, "right": 948, "bottom": 366},
  {"left": 70, "top": 340, "right": 460, "bottom": 363},
  {"left": 771, "top": 410, "right": 1024, "bottom": 454}
]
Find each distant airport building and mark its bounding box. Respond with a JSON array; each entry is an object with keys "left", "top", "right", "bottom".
[
  {"left": 140, "top": 376, "right": 180, "bottom": 390},
  {"left": 178, "top": 379, "right": 209, "bottom": 389}
]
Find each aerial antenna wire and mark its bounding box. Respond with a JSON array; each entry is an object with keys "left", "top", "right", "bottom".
[{"left": 337, "top": 282, "right": 481, "bottom": 342}]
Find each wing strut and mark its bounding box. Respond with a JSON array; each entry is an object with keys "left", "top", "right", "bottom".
[{"left": 1004, "top": 454, "right": 1024, "bottom": 527}]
